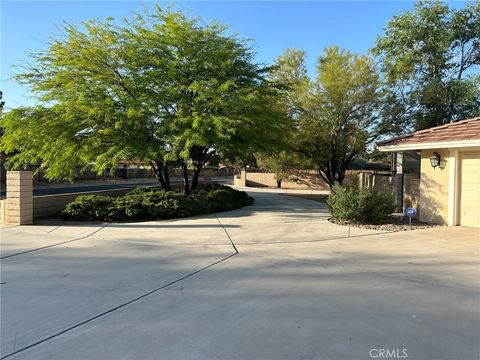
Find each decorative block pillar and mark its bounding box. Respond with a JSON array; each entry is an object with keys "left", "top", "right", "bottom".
[
  {"left": 5, "top": 171, "right": 33, "bottom": 225},
  {"left": 240, "top": 170, "right": 246, "bottom": 187}
]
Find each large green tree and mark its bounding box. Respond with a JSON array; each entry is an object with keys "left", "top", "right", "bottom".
[
  {"left": 273, "top": 47, "right": 383, "bottom": 188},
  {"left": 373, "top": 0, "right": 480, "bottom": 130},
  {"left": 0, "top": 7, "right": 284, "bottom": 193}
]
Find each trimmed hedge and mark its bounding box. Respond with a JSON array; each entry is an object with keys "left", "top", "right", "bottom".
[
  {"left": 327, "top": 183, "right": 395, "bottom": 224},
  {"left": 59, "top": 184, "right": 254, "bottom": 222}
]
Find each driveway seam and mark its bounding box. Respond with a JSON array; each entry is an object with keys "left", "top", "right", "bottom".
[
  {"left": 0, "top": 225, "right": 108, "bottom": 260},
  {"left": 0, "top": 252, "right": 238, "bottom": 360},
  {"left": 46, "top": 225, "right": 62, "bottom": 234},
  {"left": 215, "top": 215, "right": 239, "bottom": 254}
]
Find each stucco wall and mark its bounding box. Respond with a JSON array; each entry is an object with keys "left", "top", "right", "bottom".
[{"left": 419, "top": 149, "right": 450, "bottom": 224}]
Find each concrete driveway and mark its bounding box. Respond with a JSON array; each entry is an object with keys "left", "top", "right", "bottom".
[{"left": 1, "top": 189, "right": 479, "bottom": 360}]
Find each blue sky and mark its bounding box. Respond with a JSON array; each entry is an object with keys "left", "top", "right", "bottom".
[{"left": 1, "top": 1, "right": 468, "bottom": 108}]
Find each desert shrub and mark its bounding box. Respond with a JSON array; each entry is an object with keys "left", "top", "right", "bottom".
[
  {"left": 59, "top": 185, "right": 254, "bottom": 222},
  {"left": 209, "top": 189, "right": 236, "bottom": 211},
  {"left": 61, "top": 195, "right": 115, "bottom": 221},
  {"left": 327, "top": 183, "right": 395, "bottom": 224}
]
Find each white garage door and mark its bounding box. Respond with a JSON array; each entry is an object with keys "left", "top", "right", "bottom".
[{"left": 460, "top": 151, "right": 480, "bottom": 228}]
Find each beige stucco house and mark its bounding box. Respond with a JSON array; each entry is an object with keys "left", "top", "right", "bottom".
[{"left": 377, "top": 117, "right": 480, "bottom": 228}]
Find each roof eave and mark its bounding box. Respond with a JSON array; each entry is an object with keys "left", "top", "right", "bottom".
[{"left": 377, "top": 140, "right": 480, "bottom": 152}]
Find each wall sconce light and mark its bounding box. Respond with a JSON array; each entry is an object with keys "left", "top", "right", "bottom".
[{"left": 430, "top": 152, "right": 441, "bottom": 168}]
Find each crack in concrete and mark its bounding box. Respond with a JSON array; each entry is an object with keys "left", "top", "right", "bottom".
[
  {"left": 46, "top": 225, "right": 62, "bottom": 234},
  {"left": 0, "top": 225, "right": 108, "bottom": 260},
  {"left": 215, "top": 215, "right": 239, "bottom": 254}
]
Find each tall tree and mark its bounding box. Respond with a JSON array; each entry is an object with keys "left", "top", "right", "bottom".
[
  {"left": 0, "top": 7, "right": 285, "bottom": 193},
  {"left": 373, "top": 0, "right": 480, "bottom": 130},
  {"left": 273, "top": 47, "right": 383, "bottom": 189}
]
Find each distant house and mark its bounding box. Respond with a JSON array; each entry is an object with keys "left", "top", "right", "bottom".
[{"left": 377, "top": 117, "right": 480, "bottom": 228}]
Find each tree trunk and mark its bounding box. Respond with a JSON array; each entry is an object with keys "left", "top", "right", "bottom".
[
  {"left": 182, "top": 163, "right": 190, "bottom": 195},
  {"left": 150, "top": 160, "right": 167, "bottom": 190},
  {"left": 150, "top": 160, "right": 172, "bottom": 191},
  {"left": 190, "top": 167, "right": 202, "bottom": 193},
  {"left": 336, "top": 170, "right": 346, "bottom": 186},
  {"left": 160, "top": 163, "right": 171, "bottom": 191},
  {"left": 276, "top": 179, "right": 282, "bottom": 188}
]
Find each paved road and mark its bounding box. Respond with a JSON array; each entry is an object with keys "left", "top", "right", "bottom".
[
  {"left": 0, "top": 177, "right": 233, "bottom": 198},
  {"left": 1, "top": 189, "right": 479, "bottom": 360}
]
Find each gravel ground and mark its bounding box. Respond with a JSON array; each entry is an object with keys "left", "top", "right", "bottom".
[{"left": 329, "top": 216, "right": 442, "bottom": 232}]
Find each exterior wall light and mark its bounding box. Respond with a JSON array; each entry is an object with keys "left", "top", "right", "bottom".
[{"left": 430, "top": 152, "right": 441, "bottom": 168}]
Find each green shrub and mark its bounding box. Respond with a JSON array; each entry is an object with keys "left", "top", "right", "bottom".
[
  {"left": 59, "top": 185, "right": 254, "bottom": 222},
  {"left": 61, "top": 195, "right": 115, "bottom": 221},
  {"left": 327, "top": 183, "right": 395, "bottom": 224},
  {"left": 209, "top": 189, "right": 236, "bottom": 211}
]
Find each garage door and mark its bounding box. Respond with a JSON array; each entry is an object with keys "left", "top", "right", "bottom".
[{"left": 460, "top": 151, "right": 480, "bottom": 228}]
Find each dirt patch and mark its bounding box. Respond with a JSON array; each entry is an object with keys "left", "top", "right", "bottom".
[
  {"left": 329, "top": 216, "right": 442, "bottom": 232},
  {"left": 280, "top": 193, "right": 328, "bottom": 203}
]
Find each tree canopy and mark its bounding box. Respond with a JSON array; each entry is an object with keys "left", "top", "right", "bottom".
[
  {"left": 272, "top": 47, "right": 383, "bottom": 188},
  {"left": 0, "top": 6, "right": 286, "bottom": 193},
  {"left": 2, "top": 1, "right": 478, "bottom": 194},
  {"left": 373, "top": 0, "right": 480, "bottom": 130}
]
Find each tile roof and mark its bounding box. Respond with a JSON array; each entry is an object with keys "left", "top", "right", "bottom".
[{"left": 377, "top": 117, "right": 480, "bottom": 148}]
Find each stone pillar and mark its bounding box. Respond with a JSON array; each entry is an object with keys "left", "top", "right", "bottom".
[
  {"left": 240, "top": 170, "right": 247, "bottom": 187},
  {"left": 6, "top": 171, "right": 33, "bottom": 225},
  {"left": 234, "top": 170, "right": 247, "bottom": 187}
]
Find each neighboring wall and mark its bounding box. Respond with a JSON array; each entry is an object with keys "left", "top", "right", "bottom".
[
  {"left": 242, "top": 170, "right": 397, "bottom": 191},
  {"left": 245, "top": 170, "right": 330, "bottom": 190},
  {"left": 419, "top": 149, "right": 450, "bottom": 225}
]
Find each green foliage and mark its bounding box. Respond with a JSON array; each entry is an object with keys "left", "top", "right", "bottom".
[
  {"left": 373, "top": 1, "right": 480, "bottom": 130},
  {"left": 327, "top": 184, "right": 395, "bottom": 224},
  {"left": 59, "top": 195, "right": 115, "bottom": 221},
  {"left": 60, "top": 185, "right": 254, "bottom": 221},
  {"left": 272, "top": 47, "right": 383, "bottom": 188},
  {"left": 0, "top": 6, "right": 288, "bottom": 193}
]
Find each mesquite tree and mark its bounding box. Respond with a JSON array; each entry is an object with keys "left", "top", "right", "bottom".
[
  {"left": 0, "top": 7, "right": 285, "bottom": 193},
  {"left": 272, "top": 47, "right": 383, "bottom": 188}
]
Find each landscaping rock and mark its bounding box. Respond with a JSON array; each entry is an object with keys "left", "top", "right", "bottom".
[{"left": 328, "top": 216, "right": 441, "bottom": 232}]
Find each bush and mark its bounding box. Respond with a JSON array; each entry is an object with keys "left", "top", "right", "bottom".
[
  {"left": 61, "top": 195, "right": 115, "bottom": 221},
  {"left": 59, "top": 185, "right": 254, "bottom": 222},
  {"left": 327, "top": 183, "right": 395, "bottom": 224}
]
